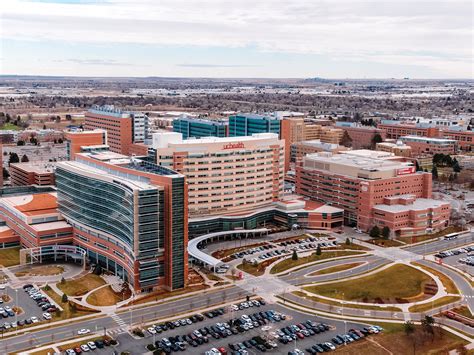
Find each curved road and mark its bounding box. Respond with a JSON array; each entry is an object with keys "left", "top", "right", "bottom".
[{"left": 279, "top": 255, "right": 388, "bottom": 285}]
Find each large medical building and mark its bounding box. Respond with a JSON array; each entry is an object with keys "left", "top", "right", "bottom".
[
  {"left": 55, "top": 152, "right": 188, "bottom": 292},
  {"left": 150, "top": 132, "right": 284, "bottom": 218},
  {"left": 295, "top": 150, "right": 446, "bottom": 236}
]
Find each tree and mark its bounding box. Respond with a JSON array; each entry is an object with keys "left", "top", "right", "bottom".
[
  {"left": 43, "top": 124, "right": 46, "bottom": 130},
  {"left": 2, "top": 167, "right": 9, "bottom": 180},
  {"left": 415, "top": 161, "right": 422, "bottom": 172},
  {"left": 453, "top": 160, "right": 461, "bottom": 173},
  {"left": 315, "top": 245, "right": 322, "bottom": 256},
  {"left": 16, "top": 140, "right": 25, "bottom": 146},
  {"left": 60, "top": 277, "right": 66, "bottom": 284},
  {"left": 371, "top": 133, "right": 383, "bottom": 148},
  {"left": 21, "top": 154, "right": 29, "bottom": 163},
  {"left": 421, "top": 315, "right": 435, "bottom": 341},
  {"left": 403, "top": 321, "right": 415, "bottom": 337},
  {"left": 431, "top": 166, "right": 438, "bottom": 180},
  {"left": 339, "top": 131, "right": 352, "bottom": 148},
  {"left": 61, "top": 293, "right": 68, "bottom": 303},
  {"left": 292, "top": 250, "right": 298, "bottom": 261},
  {"left": 369, "top": 225, "right": 380, "bottom": 239},
  {"left": 8, "top": 153, "right": 19, "bottom": 165},
  {"left": 65, "top": 114, "right": 72, "bottom": 120},
  {"left": 381, "top": 226, "right": 390, "bottom": 239},
  {"left": 345, "top": 238, "right": 351, "bottom": 246},
  {"left": 58, "top": 138, "right": 63, "bottom": 144}
]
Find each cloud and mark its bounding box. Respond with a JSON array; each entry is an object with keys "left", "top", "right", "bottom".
[
  {"left": 55, "top": 58, "right": 133, "bottom": 66},
  {"left": 2, "top": 0, "right": 473, "bottom": 77},
  {"left": 177, "top": 64, "right": 261, "bottom": 68}
]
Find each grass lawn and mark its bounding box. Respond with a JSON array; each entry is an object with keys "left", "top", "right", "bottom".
[
  {"left": 86, "top": 286, "right": 122, "bottom": 307},
  {"left": 332, "top": 324, "right": 467, "bottom": 354},
  {"left": 129, "top": 284, "right": 209, "bottom": 306},
  {"left": 0, "top": 123, "right": 21, "bottom": 131},
  {"left": 409, "top": 296, "right": 462, "bottom": 313},
  {"left": 310, "top": 262, "right": 365, "bottom": 276},
  {"left": 42, "top": 287, "right": 98, "bottom": 320},
  {"left": 367, "top": 239, "right": 404, "bottom": 247},
  {"left": 412, "top": 262, "right": 459, "bottom": 294},
  {"left": 57, "top": 274, "right": 106, "bottom": 296},
  {"left": 291, "top": 291, "right": 402, "bottom": 312},
  {"left": 270, "top": 251, "right": 363, "bottom": 274},
  {"left": 15, "top": 265, "right": 64, "bottom": 277},
  {"left": 304, "top": 264, "right": 433, "bottom": 303},
  {"left": 237, "top": 257, "right": 281, "bottom": 276},
  {"left": 0, "top": 247, "right": 20, "bottom": 267},
  {"left": 28, "top": 348, "right": 56, "bottom": 355}
]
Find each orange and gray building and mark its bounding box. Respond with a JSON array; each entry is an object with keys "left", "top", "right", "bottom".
[
  {"left": 296, "top": 150, "right": 438, "bottom": 233},
  {"left": 399, "top": 136, "right": 457, "bottom": 156},
  {"left": 65, "top": 129, "right": 108, "bottom": 160},
  {"left": 372, "top": 195, "right": 450, "bottom": 238},
  {"left": 10, "top": 162, "right": 56, "bottom": 186},
  {"left": 56, "top": 151, "right": 188, "bottom": 292},
  {"left": 84, "top": 105, "right": 148, "bottom": 155}
]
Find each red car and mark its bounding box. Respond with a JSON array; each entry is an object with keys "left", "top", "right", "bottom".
[
  {"left": 74, "top": 347, "right": 82, "bottom": 354},
  {"left": 296, "top": 332, "right": 305, "bottom": 339},
  {"left": 218, "top": 347, "right": 227, "bottom": 355}
]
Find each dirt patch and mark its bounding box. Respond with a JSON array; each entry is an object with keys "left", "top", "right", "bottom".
[{"left": 15, "top": 265, "right": 64, "bottom": 277}]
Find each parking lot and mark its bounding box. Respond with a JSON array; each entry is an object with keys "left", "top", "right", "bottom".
[
  {"left": 0, "top": 285, "right": 59, "bottom": 333},
  {"left": 69, "top": 301, "right": 377, "bottom": 355},
  {"left": 225, "top": 236, "right": 339, "bottom": 265},
  {"left": 435, "top": 245, "right": 474, "bottom": 275}
]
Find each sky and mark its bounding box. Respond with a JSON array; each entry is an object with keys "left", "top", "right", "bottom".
[{"left": 0, "top": 0, "right": 472, "bottom": 78}]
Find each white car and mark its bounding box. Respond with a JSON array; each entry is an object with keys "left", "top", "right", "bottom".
[
  {"left": 231, "top": 305, "right": 239, "bottom": 311},
  {"left": 0, "top": 284, "right": 6, "bottom": 290},
  {"left": 77, "top": 328, "right": 90, "bottom": 335},
  {"left": 80, "top": 344, "right": 90, "bottom": 352},
  {"left": 65, "top": 350, "right": 76, "bottom": 355},
  {"left": 30, "top": 316, "right": 39, "bottom": 323},
  {"left": 326, "top": 342, "right": 336, "bottom": 350},
  {"left": 4, "top": 306, "right": 12, "bottom": 312},
  {"left": 87, "top": 341, "right": 96, "bottom": 350},
  {"left": 43, "top": 312, "right": 52, "bottom": 320},
  {"left": 148, "top": 327, "right": 157, "bottom": 334}
]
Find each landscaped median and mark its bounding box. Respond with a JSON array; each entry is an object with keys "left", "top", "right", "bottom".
[
  {"left": 408, "top": 296, "right": 462, "bottom": 313},
  {"left": 302, "top": 264, "right": 435, "bottom": 304},
  {"left": 309, "top": 262, "right": 365, "bottom": 276},
  {"left": 290, "top": 291, "right": 402, "bottom": 312},
  {"left": 269, "top": 251, "right": 365, "bottom": 274},
  {"left": 42, "top": 285, "right": 99, "bottom": 320},
  {"left": 411, "top": 262, "right": 459, "bottom": 294}
]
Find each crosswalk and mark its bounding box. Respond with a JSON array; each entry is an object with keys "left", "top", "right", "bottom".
[{"left": 110, "top": 313, "right": 128, "bottom": 329}]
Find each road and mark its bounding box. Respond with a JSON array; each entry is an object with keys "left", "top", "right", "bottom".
[
  {"left": 2, "top": 231, "right": 472, "bottom": 352},
  {"left": 405, "top": 232, "right": 473, "bottom": 255},
  {"left": 0, "top": 286, "right": 250, "bottom": 353}
]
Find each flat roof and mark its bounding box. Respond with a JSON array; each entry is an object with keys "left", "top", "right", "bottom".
[
  {"left": 400, "top": 135, "right": 457, "bottom": 143},
  {"left": 10, "top": 162, "right": 56, "bottom": 174},
  {"left": 8, "top": 193, "right": 58, "bottom": 216},
  {"left": 374, "top": 198, "right": 449, "bottom": 213}
]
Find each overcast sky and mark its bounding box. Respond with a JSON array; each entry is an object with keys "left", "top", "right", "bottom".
[{"left": 1, "top": 0, "right": 472, "bottom": 78}]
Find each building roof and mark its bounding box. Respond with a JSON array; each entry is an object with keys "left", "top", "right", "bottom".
[
  {"left": 373, "top": 198, "right": 450, "bottom": 213},
  {"left": 10, "top": 162, "right": 56, "bottom": 174},
  {"left": 400, "top": 135, "right": 457, "bottom": 143},
  {"left": 14, "top": 193, "right": 58, "bottom": 216}
]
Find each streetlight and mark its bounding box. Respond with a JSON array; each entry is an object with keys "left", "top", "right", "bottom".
[{"left": 14, "top": 289, "right": 18, "bottom": 334}]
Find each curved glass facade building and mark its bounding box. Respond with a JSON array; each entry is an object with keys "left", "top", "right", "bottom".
[{"left": 56, "top": 152, "right": 187, "bottom": 292}]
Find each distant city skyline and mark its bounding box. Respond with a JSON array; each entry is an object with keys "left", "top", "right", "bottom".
[{"left": 1, "top": 0, "right": 472, "bottom": 78}]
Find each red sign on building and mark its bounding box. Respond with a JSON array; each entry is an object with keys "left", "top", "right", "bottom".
[{"left": 223, "top": 142, "right": 245, "bottom": 150}]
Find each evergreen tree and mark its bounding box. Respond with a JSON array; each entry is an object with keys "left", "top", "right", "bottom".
[
  {"left": 339, "top": 131, "right": 353, "bottom": 147},
  {"left": 369, "top": 225, "right": 380, "bottom": 238},
  {"left": 381, "top": 226, "right": 390, "bottom": 239},
  {"left": 292, "top": 250, "right": 298, "bottom": 261}
]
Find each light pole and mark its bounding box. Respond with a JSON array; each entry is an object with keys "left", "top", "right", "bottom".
[{"left": 14, "top": 289, "right": 18, "bottom": 333}]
